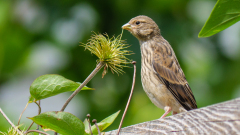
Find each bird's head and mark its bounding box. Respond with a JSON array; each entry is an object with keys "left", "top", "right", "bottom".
[{"left": 122, "top": 15, "right": 161, "bottom": 41}]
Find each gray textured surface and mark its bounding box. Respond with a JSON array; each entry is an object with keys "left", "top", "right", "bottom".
[{"left": 105, "top": 98, "right": 240, "bottom": 135}]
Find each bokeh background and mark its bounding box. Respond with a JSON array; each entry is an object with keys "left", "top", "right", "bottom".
[{"left": 1, "top": 0, "right": 240, "bottom": 134}]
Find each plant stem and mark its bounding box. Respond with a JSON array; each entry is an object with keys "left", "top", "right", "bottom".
[
  {"left": 61, "top": 61, "right": 105, "bottom": 112},
  {"left": 87, "top": 114, "right": 93, "bottom": 135},
  {"left": 25, "top": 130, "right": 50, "bottom": 135},
  {"left": 36, "top": 100, "right": 42, "bottom": 115},
  {"left": 26, "top": 101, "right": 42, "bottom": 131},
  {"left": 18, "top": 103, "right": 29, "bottom": 125},
  {"left": 92, "top": 119, "right": 101, "bottom": 135},
  {"left": 26, "top": 122, "right": 34, "bottom": 132},
  {"left": 37, "top": 100, "right": 41, "bottom": 135},
  {"left": 56, "top": 62, "right": 104, "bottom": 135},
  {"left": 117, "top": 61, "right": 136, "bottom": 135},
  {"left": 0, "top": 108, "right": 23, "bottom": 135}
]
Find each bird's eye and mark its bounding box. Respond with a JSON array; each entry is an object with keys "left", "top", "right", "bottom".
[{"left": 136, "top": 21, "right": 140, "bottom": 25}]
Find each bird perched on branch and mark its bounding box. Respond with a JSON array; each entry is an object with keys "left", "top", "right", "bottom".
[{"left": 122, "top": 15, "right": 197, "bottom": 118}]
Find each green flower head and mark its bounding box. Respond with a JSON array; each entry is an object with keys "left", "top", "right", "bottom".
[{"left": 81, "top": 31, "right": 132, "bottom": 77}]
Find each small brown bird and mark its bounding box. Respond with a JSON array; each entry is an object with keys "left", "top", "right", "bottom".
[{"left": 122, "top": 15, "right": 197, "bottom": 118}]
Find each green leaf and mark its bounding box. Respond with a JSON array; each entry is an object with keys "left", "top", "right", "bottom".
[
  {"left": 76, "top": 82, "right": 95, "bottom": 91},
  {"left": 28, "top": 96, "right": 35, "bottom": 103},
  {"left": 90, "top": 110, "right": 120, "bottom": 134},
  {"left": 83, "top": 119, "right": 90, "bottom": 134},
  {"left": 29, "top": 74, "right": 94, "bottom": 102},
  {"left": 28, "top": 111, "right": 84, "bottom": 135},
  {"left": 198, "top": 0, "right": 240, "bottom": 37}
]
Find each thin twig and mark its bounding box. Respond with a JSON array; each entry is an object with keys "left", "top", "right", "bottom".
[
  {"left": 55, "top": 62, "right": 105, "bottom": 135},
  {"left": 92, "top": 119, "right": 101, "bottom": 135},
  {"left": 26, "top": 122, "right": 34, "bottom": 132},
  {"left": 25, "top": 130, "right": 50, "bottom": 135},
  {"left": 26, "top": 101, "right": 42, "bottom": 131},
  {"left": 0, "top": 108, "right": 23, "bottom": 135},
  {"left": 60, "top": 61, "right": 105, "bottom": 111},
  {"left": 37, "top": 100, "right": 41, "bottom": 135},
  {"left": 18, "top": 103, "right": 29, "bottom": 125},
  {"left": 87, "top": 114, "right": 93, "bottom": 135},
  {"left": 117, "top": 61, "right": 137, "bottom": 135},
  {"left": 35, "top": 101, "right": 42, "bottom": 115}
]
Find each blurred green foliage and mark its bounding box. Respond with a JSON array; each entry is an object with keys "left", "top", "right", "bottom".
[{"left": 0, "top": 0, "right": 240, "bottom": 134}]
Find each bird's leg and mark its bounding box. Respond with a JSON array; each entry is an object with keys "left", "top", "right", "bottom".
[{"left": 160, "top": 106, "right": 171, "bottom": 119}]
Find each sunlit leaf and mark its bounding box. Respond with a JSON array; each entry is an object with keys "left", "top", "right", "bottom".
[
  {"left": 29, "top": 74, "right": 94, "bottom": 102},
  {"left": 28, "top": 111, "right": 84, "bottom": 135},
  {"left": 198, "top": 0, "right": 240, "bottom": 37},
  {"left": 90, "top": 110, "right": 120, "bottom": 134},
  {"left": 28, "top": 96, "right": 35, "bottom": 103},
  {"left": 83, "top": 119, "right": 90, "bottom": 134}
]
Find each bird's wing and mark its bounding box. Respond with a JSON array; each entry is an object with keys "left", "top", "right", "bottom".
[{"left": 151, "top": 39, "right": 197, "bottom": 110}]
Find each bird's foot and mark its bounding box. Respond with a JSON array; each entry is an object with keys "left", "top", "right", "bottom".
[{"left": 160, "top": 106, "right": 171, "bottom": 119}]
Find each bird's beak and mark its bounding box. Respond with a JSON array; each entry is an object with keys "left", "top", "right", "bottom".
[{"left": 122, "top": 23, "right": 132, "bottom": 31}]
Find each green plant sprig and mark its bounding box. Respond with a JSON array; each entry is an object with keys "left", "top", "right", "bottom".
[{"left": 11, "top": 31, "right": 132, "bottom": 135}]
